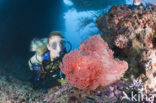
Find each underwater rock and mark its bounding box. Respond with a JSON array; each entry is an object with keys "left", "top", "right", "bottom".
[
  {"left": 115, "top": 35, "right": 128, "bottom": 49},
  {"left": 68, "top": 96, "right": 81, "bottom": 103},
  {"left": 0, "top": 74, "right": 49, "bottom": 103},
  {"left": 47, "top": 80, "right": 128, "bottom": 102},
  {"left": 60, "top": 35, "right": 128, "bottom": 90},
  {"left": 96, "top": 4, "right": 156, "bottom": 51},
  {"left": 96, "top": 3, "right": 156, "bottom": 93},
  {"left": 96, "top": 3, "right": 156, "bottom": 78},
  {"left": 144, "top": 49, "right": 156, "bottom": 92}
]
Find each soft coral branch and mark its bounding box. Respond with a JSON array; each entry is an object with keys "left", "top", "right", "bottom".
[{"left": 60, "top": 35, "right": 128, "bottom": 90}]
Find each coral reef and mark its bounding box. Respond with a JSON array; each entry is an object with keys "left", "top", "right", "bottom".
[
  {"left": 3, "top": 2, "right": 156, "bottom": 103},
  {"left": 0, "top": 71, "right": 48, "bottom": 103},
  {"left": 143, "top": 49, "right": 156, "bottom": 93},
  {"left": 46, "top": 80, "right": 129, "bottom": 103},
  {"left": 47, "top": 78, "right": 155, "bottom": 102},
  {"left": 96, "top": 3, "right": 156, "bottom": 93},
  {"left": 60, "top": 35, "right": 128, "bottom": 90},
  {"left": 0, "top": 68, "right": 130, "bottom": 103}
]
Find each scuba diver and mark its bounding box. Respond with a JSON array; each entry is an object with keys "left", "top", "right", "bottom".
[
  {"left": 28, "top": 31, "right": 72, "bottom": 88},
  {"left": 132, "top": 0, "right": 145, "bottom": 10}
]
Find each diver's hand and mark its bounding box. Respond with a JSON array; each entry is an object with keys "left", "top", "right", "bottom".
[
  {"left": 57, "top": 78, "right": 67, "bottom": 83},
  {"left": 52, "top": 74, "right": 57, "bottom": 78}
]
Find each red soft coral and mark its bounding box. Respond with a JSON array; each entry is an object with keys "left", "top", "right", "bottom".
[{"left": 60, "top": 35, "right": 128, "bottom": 90}]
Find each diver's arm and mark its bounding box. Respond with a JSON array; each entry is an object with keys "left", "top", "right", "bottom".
[
  {"left": 28, "top": 55, "right": 36, "bottom": 70},
  {"left": 28, "top": 60, "right": 33, "bottom": 70},
  {"left": 28, "top": 55, "right": 43, "bottom": 70}
]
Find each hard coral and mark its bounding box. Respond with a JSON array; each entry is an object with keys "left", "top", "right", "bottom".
[
  {"left": 144, "top": 49, "right": 156, "bottom": 93},
  {"left": 96, "top": 3, "right": 156, "bottom": 93},
  {"left": 60, "top": 35, "right": 128, "bottom": 90},
  {"left": 96, "top": 4, "right": 156, "bottom": 78}
]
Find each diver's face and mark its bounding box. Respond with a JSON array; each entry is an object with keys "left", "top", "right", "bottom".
[
  {"left": 134, "top": 0, "right": 141, "bottom": 5},
  {"left": 47, "top": 36, "right": 62, "bottom": 57}
]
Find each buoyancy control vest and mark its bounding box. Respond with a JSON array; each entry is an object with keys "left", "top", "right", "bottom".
[{"left": 29, "top": 39, "right": 72, "bottom": 81}]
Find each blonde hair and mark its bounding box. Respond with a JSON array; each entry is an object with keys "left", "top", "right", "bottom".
[
  {"left": 48, "top": 31, "right": 63, "bottom": 43},
  {"left": 30, "top": 38, "right": 48, "bottom": 56}
]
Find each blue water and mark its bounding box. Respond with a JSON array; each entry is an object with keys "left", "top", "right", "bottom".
[
  {"left": 63, "top": 0, "right": 127, "bottom": 49},
  {"left": 0, "top": 0, "right": 65, "bottom": 81},
  {"left": 0, "top": 0, "right": 64, "bottom": 59}
]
